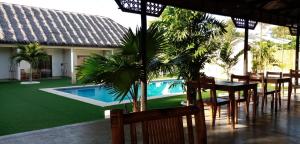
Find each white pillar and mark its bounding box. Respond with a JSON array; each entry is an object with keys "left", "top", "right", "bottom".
[
  {"left": 16, "top": 64, "right": 20, "bottom": 80},
  {"left": 70, "top": 48, "right": 76, "bottom": 84},
  {"left": 15, "top": 48, "right": 21, "bottom": 80}
]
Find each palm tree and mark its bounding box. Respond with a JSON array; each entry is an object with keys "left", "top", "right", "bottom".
[
  {"left": 153, "top": 7, "right": 226, "bottom": 104},
  {"left": 77, "top": 25, "right": 168, "bottom": 112},
  {"left": 12, "top": 42, "right": 48, "bottom": 82},
  {"left": 217, "top": 42, "right": 243, "bottom": 80}
]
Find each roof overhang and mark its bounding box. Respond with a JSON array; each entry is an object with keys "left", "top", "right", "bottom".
[{"left": 146, "top": 0, "right": 300, "bottom": 27}]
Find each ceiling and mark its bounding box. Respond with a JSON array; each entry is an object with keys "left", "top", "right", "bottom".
[{"left": 147, "top": 0, "right": 300, "bottom": 27}]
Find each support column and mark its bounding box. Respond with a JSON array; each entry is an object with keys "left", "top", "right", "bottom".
[
  {"left": 15, "top": 48, "right": 21, "bottom": 80},
  {"left": 295, "top": 26, "right": 300, "bottom": 85},
  {"left": 244, "top": 19, "right": 249, "bottom": 74},
  {"left": 70, "top": 48, "right": 76, "bottom": 84},
  {"left": 140, "top": 0, "right": 147, "bottom": 111}
]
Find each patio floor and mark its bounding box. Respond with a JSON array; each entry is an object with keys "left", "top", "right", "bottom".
[{"left": 1, "top": 95, "right": 300, "bottom": 144}]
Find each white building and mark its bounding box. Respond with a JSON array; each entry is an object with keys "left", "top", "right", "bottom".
[{"left": 0, "top": 2, "right": 127, "bottom": 82}]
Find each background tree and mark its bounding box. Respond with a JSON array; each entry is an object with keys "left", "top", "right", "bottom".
[
  {"left": 222, "top": 20, "right": 243, "bottom": 42},
  {"left": 77, "top": 25, "right": 167, "bottom": 112},
  {"left": 215, "top": 20, "right": 243, "bottom": 79},
  {"left": 251, "top": 41, "right": 278, "bottom": 73},
  {"left": 217, "top": 42, "right": 243, "bottom": 80},
  {"left": 152, "top": 7, "right": 226, "bottom": 104},
  {"left": 272, "top": 26, "right": 295, "bottom": 50},
  {"left": 272, "top": 26, "right": 292, "bottom": 39},
  {"left": 12, "top": 43, "right": 48, "bottom": 82}
]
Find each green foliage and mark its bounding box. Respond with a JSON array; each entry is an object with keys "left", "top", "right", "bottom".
[
  {"left": 12, "top": 42, "right": 48, "bottom": 68},
  {"left": 251, "top": 41, "right": 278, "bottom": 72},
  {"left": 77, "top": 25, "right": 168, "bottom": 111},
  {"left": 223, "top": 20, "right": 243, "bottom": 42},
  {"left": 272, "top": 26, "right": 291, "bottom": 39},
  {"left": 12, "top": 42, "right": 48, "bottom": 81},
  {"left": 152, "top": 7, "right": 226, "bottom": 81},
  {"left": 271, "top": 26, "right": 296, "bottom": 50},
  {"left": 217, "top": 42, "right": 243, "bottom": 79}
]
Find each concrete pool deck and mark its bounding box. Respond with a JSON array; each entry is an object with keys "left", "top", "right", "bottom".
[
  {"left": 0, "top": 120, "right": 111, "bottom": 144},
  {"left": 2, "top": 96, "right": 300, "bottom": 144}
]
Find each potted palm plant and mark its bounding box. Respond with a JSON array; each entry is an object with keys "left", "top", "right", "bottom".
[{"left": 12, "top": 42, "right": 48, "bottom": 84}]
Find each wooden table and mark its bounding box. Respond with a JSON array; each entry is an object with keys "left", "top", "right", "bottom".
[
  {"left": 264, "top": 77, "right": 292, "bottom": 111},
  {"left": 215, "top": 81, "right": 258, "bottom": 129}
]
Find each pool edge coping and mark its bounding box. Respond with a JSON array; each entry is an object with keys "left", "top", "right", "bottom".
[{"left": 40, "top": 84, "right": 185, "bottom": 107}]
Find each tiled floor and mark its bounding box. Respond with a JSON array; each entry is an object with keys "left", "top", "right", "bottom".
[{"left": 1, "top": 95, "right": 300, "bottom": 144}]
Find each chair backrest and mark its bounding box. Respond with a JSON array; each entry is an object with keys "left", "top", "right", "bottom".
[
  {"left": 248, "top": 72, "right": 264, "bottom": 83},
  {"left": 186, "top": 81, "right": 202, "bottom": 105},
  {"left": 290, "top": 69, "right": 300, "bottom": 85},
  {"left": 266, "top": 71, "right": 282, "bottom": 78},
  {"left": 231, "top": 74, "right": 250, "bottom": 83},
  {"left": 198, "top": 77, "right": 217, "bottom": 105},
  {"left": 110, "top": 105, "right": 207, "bottom": 144}
]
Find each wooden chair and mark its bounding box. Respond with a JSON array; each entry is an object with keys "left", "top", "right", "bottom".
[
  {"left": 230, "top": 74, "right": 250, "bottom": 121},
  {"left": 266, "top": 71, "right": 282, "bottom": 108},
  {"left": 266, "top": 71, "right": 282, "bottom": 78},
  {"left": 262, "top": 72, "right": 282, "bottom": 112},
  {"left": 290, "top": 69, "right": 300, "bottom": 96},
  {"left": 248, "top": 72, "right": 278, "bottom": 112},
  {"left": 110, "top": 104, "right": 207, "bottom": 144},
  {"left": 198, "top": 76, "right": 230, "bottom": 127}
]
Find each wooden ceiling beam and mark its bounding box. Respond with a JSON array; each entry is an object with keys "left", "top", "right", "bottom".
[{"left": 147, "top": 0, "right": 300, "bottom": 26}]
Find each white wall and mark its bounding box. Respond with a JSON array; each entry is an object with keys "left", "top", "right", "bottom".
[
  {"left": 63, "top": 49, "right": 71, "bottom": 77},
  {"left": 74, "top": 49, "right": 108, "bottom": 58},
  {"left": 45, "top": 48, "right": 112, "bottom": 78},
  {"left": 203, "top": 39, "right": 252, "bottom": 80},
  {"left": 2, "top": 46, "right": 114, "bottom": 79},
  {"left": 19, "top": 61, "right": 30, "bottom": 72},
  {"left": 0, "top": 48, "right": 12, "bottom": 79},
  {"left": 45, "top": 49, "right": 64, "bottom": 77}
]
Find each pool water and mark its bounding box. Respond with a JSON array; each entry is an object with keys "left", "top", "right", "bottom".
[{"left": 56, "top": 80, "right": 184, "bottom": 103}]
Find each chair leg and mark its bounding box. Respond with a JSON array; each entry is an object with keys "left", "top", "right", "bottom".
[
  {"left": 212, "top": 106, "right": 217, "bottom": 127},
  {"left": 265, "top": 95, "right": 268, "bottom": 107},
  {"left": 282, "top": 83, "right": 284, "bottom": 96},
  {"left": 275, "top": 93, "right": 278, "bottom": 112},
  {"left": 235, "top": 103, "right": 238, "bottom": 124},
  {"left": 261, "top": 95, "right": 266, "bottom": 112},
  {"left": 218, "top": 106, "right": 221, "bottom": 118},
  {"left": 227, "top": 104, "right": 230, "bottom": 124},
  {"left": 245, "top": 100, "right": 249, "bottom": 120},
  {"left": 278, "top": 91, "right": 281, "bottom": 108},
  {"left": 294, "top": 88, "right": 297, "bottom": 96},
  {"left": 271, "top": 94, "right": 274, "bottom": 112},
  {"left": 256, "top": 94, "right": 259, "bottom": 108}
]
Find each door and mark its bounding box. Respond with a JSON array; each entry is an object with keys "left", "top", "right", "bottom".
[{"left": 38, "top": 55, "right": 52, "bottom": 78}]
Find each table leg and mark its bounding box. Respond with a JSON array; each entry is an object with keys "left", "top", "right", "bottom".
[
  {"left": 229, "top": 90, "right": 235, "bottom": 129},
  {"left": 253, "top": 85, "right": 257, "bottom": 122},
  {"left": 288, "top": 80, "right": 292, "bottom": 111}
]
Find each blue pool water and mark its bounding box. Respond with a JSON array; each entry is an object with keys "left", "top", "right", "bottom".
[{"left": 56, "top": 80, "right": 184, "bottom": 103}]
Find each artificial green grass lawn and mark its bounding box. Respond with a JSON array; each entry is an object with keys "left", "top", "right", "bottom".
[{"left": 0, "top": 78, "right": 187, "bottom": 136}]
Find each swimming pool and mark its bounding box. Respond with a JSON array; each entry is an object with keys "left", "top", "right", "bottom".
[{"left": 41, "top": 79, "right": 185, "bottom": 106}]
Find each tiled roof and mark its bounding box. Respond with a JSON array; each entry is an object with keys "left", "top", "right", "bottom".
[{"left": 0, "top": 2, "right": 128, "bottom": 48}]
